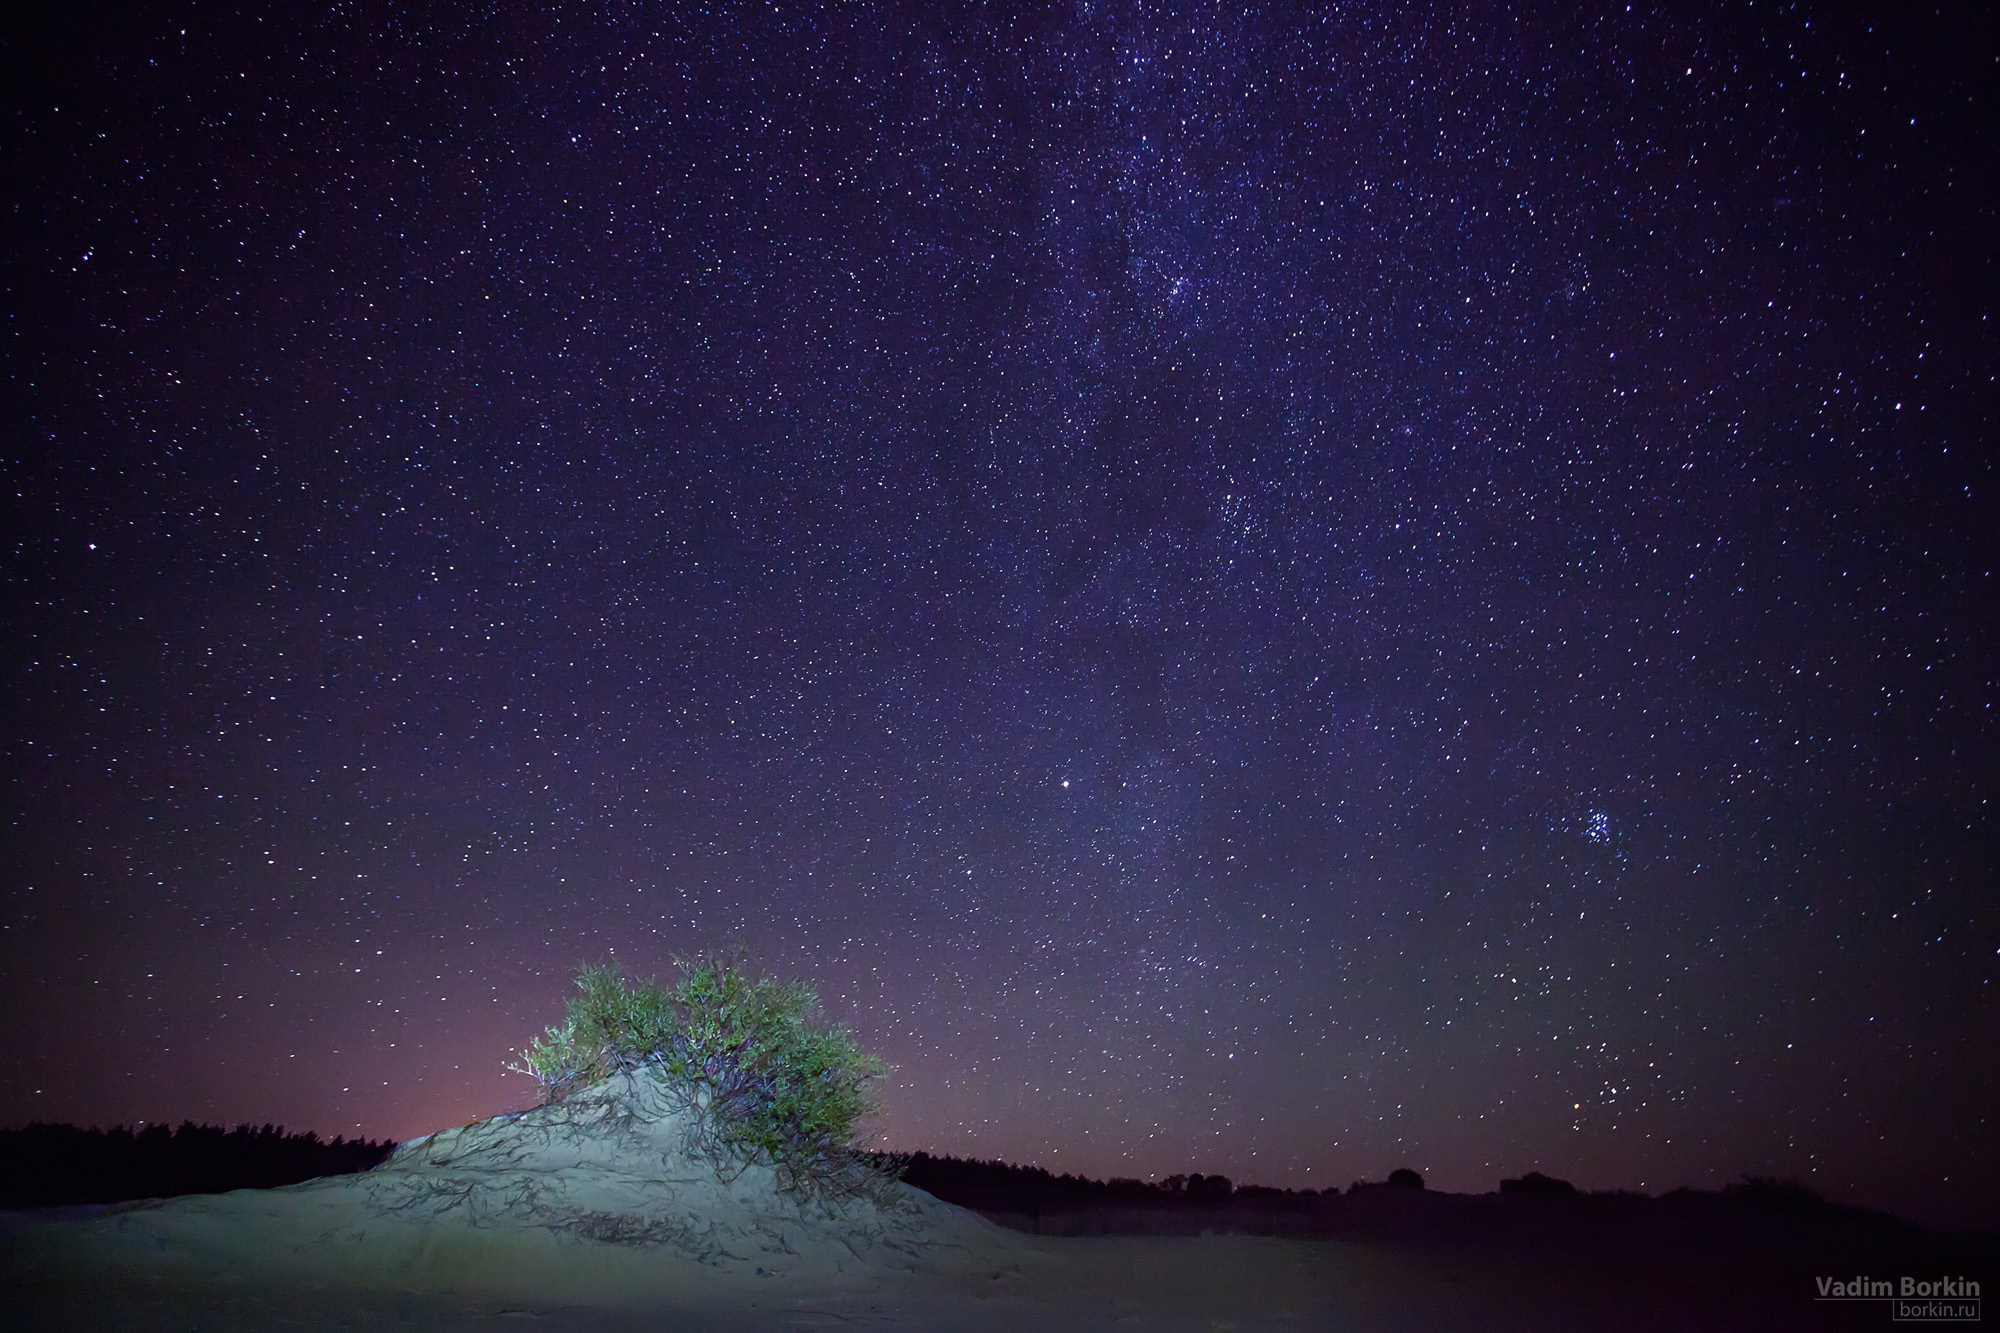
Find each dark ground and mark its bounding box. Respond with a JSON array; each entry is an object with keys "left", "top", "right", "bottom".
[
  {"left": 3, "top": 1154, "right": 1991, "bottom": 1329},
  {"left": 896, "top": 1156, "right": 1998, "bottom": 1330}
]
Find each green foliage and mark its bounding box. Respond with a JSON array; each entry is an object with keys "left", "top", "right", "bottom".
[{"left": 511, "top": 955, "right": 899, "bottom": 1204}]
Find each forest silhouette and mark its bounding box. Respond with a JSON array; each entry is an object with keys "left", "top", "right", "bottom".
[{"left": 0, "top": 1121, "right": 396, "bottom": 1207}]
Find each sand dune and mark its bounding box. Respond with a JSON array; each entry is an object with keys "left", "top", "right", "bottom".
[
  {"left": 5, "top": 1072, "right": 1029, "bottom": 1327},
  {"left": 2, "top": 1076, "right": 1975, "bottom": 1328},
  {"left": 357, "top": 1069, "right": 1004, "bottom": 1278}
]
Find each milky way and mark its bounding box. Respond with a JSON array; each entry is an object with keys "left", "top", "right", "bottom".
[{"left": 4, "top": 2, "right": 1994, "bottom": 1227}]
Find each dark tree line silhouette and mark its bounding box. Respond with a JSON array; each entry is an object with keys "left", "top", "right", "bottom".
[
  {"left": 894, "top": 1152, "right": 1242, "bottom": 1213},
  {"left": 0, "top": 1121, "right": 398, "bottom": 1207},
  {"left": 892, "top": 1152, "right": 1920, "bottom": 1248},
  {"left": 891, "top": 1151, "right": 1431, "bottom": 1216}
]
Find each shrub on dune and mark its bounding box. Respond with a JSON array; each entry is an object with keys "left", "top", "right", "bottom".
[{"left": 511, "top": 955, "right": 898, "bottom": 1205}]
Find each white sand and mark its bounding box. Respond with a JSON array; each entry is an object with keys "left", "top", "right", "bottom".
[
  {"left": 357, "top": 1068, "right": 1010, "bottom": 1280},
  {"left": 0, "top": 1075, "right": 1816, "bottom": 1328},
  {"left": 6, "top": 1073, "right": 1042, "bottom": 1327}
]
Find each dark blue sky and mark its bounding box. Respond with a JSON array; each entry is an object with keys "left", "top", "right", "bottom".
[{"left": 4, "top": 1, "right": 1994, "bottom": 1227}]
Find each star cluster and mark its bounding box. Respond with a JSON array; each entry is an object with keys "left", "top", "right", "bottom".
[{"left": 3, "top": 2, "right": 1994, "bottom": 1226}]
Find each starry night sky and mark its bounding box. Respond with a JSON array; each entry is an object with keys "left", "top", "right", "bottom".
[{"left": 4, "top": 2, "right": 1996, "bottom": 1228}]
